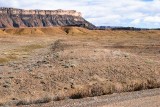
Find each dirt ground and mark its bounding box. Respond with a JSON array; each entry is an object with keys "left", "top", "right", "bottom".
[{"left": 0, "top": 27, "right": 160, "bottom": 106}]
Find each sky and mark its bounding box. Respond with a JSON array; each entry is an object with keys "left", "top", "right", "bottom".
[{"left": 0, "top": 0, "right": 160, "bottom": 28}]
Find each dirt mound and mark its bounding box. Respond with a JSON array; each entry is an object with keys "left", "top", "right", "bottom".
[
  {"left": 2, "top": 27, "right": 97, "bottom": 36},
  {"left": 62, "top": 27, "right": 110, "bottom": 36},
  {"left": 40, "top": 27, "right": 66, "bottom": 35},
  {"left": 4, "top": 28, "right": 45, "bottom": 35},
  {"left": 0, "top": 29, "right": 8, "bottom": 35},
  {"left": 2, "top": 27, "right": 160, "bottom": 37},
  {"left": 62, "top": 27, "right": 90, "bottom": 35}
]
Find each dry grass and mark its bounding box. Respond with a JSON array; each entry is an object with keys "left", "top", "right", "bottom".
[
  {"left": 16, "top": 97, "right": 52, "bottom": 106},
  {"left": 6, "top": 55, "right": 17, "bottom": 60},
  {"left": 0, "top": 58, "right": 8, "bottom": 63},
  {"left": 0, "top": 55, "right": 17, "bottom": 64},
  {"left": 68, "top": 79, "right": 160, "bottom": 100},
  {"left": 69, "top": 84, "right": 112, "bottom": 99},
  {"left": 8, "top": 44, "right": 44, "bottom": 55},
  {"left": 0, "top": 44, "right": 44, "bottom": 64},
  {"left": 20, "top": 44, "right": 44, "bottom": 52}
]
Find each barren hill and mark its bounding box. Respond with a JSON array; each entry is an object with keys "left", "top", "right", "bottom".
[{"left": 0, "top": 8, "right": 96, "bottom": 29}]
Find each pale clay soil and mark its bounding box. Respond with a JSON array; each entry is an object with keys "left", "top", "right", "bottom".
[{"left": 0, "top": 28, "right": 160, "bottom": 106}]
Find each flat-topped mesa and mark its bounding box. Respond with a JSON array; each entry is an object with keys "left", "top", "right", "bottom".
[
  {"left": 0, "top": 7, "right": 96, "bottom": 29},
  {"left": 0, "top": 7, "right": 82, "bottom": 17}
]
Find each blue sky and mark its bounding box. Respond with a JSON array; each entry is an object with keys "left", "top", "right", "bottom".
[{"left": 0, "top": 0, "right": 160, "bottom": 28}]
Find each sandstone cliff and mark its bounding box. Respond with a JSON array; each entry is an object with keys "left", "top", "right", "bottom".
[{"left": 0, "top": 7, "right": 96, "bottom": 29}]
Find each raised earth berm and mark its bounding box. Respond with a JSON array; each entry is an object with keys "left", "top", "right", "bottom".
[{"left": 0, "top": 29, "right": 8, "bottom": 35}]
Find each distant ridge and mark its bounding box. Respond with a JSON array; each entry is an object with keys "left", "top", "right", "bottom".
[
  {"left": 97, "top": 26, "right": 160, "bottom": 30},
  {"left": 0, "top": 7, "right": 96, "bottom": 29}
]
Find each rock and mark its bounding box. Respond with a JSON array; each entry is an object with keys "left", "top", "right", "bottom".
[
  {"left": 3, "top": 84, "right": 10, "bottom": 88},
  {"left": 61, "top": 60, "right": 78, "bottom": 68},
  {"left": 0, "top": 7, "right": 96, "bottom": 29}
]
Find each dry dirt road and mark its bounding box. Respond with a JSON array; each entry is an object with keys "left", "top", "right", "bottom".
[{"left": 22, "top": 88, "right": 160, "bottom": 107}]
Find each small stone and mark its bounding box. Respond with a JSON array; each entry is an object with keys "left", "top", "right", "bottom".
[
  {"left": 12, "top": 98, "right": 17, "bottom": 100},
  {"left": 9, "top": 76, "right": 14, "bottom": 79},
  {"left": 3, "top": 84, "right": 10, "bottom": 88},
  {"left": 64, "top": 87, "right": 68, "bottom": 89},
  {"left": 48, "top": 65, "right": 52, "bottom": 68}
]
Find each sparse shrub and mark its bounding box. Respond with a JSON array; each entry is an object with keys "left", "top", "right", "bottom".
[
  {"left": 69, "top": 90, "right": 86, "bottom": 99},
  {"left": 51, "top": 40, "right": 64, "bottom": 52},
  {"left": 16, "top": 100, "right": 30, "bottom": 106},
  {"left": 16, "top": 97, "right": 52, "bottom": 106},
  {"left": 32, "top": 97, "right": 52, "bottom": 104},
  {"left": 69, "top": 83, "right": 114, "bottom": 99},
  {"left": 53, "top": 95, "right": 66, "bottom": 101},
  {"left": 124, "top": 79, "right": 146, "bottom": 92},
  {"left": 0, "top": 103, "right": 5, "bottom": 106},
  {"left": 53, "top": 92, "right": 67, "bottom": 101},
  {"left": 146, "top": 79, "right": 159, "bottom": 89},
  {"left": 69, "top": 86, "right": 90, "bottom": 99},
  {"left": 90, "top": 84, "right": 105, "bottom": 96},
  {"left": 113, "top": 82, "right": 125, "bottom": 92}
]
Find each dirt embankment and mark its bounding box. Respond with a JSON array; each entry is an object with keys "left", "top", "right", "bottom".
[
  {"left": 0, "top": 27, "right": 92, "bottom": 36},
  {"left": 1, "top": 27, "right": 160, "bottom": 36},
  {"left": 0, "top": 27, "right": 160, "bottom": 106}
]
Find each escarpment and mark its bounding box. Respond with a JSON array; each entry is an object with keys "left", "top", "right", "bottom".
[{"left": 0, "top": 7, "right": 96, "bottom": 29}]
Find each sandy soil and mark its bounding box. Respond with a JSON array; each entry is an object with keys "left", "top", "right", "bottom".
[{"left": 0, "top": 27, "right": 160, "bottom": 106}]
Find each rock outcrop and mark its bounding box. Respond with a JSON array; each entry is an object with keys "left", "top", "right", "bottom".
[{"left": 0, "top": 7, "right": 96, "bottom": 29}]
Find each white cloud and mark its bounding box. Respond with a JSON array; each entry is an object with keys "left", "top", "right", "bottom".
[
  {"left": 131, "top": 19, "right": 141, "bottom": 25},
  {"left": 0, "top": 0, "right": 160, "bottom": 28},
  {"left": 144, "top": 16, "right": 160, "bottom": 23}
]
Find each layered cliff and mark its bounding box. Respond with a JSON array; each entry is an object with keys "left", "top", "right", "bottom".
[{"left": 0, "top": 7, "right": 96, "bottom": 29}]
